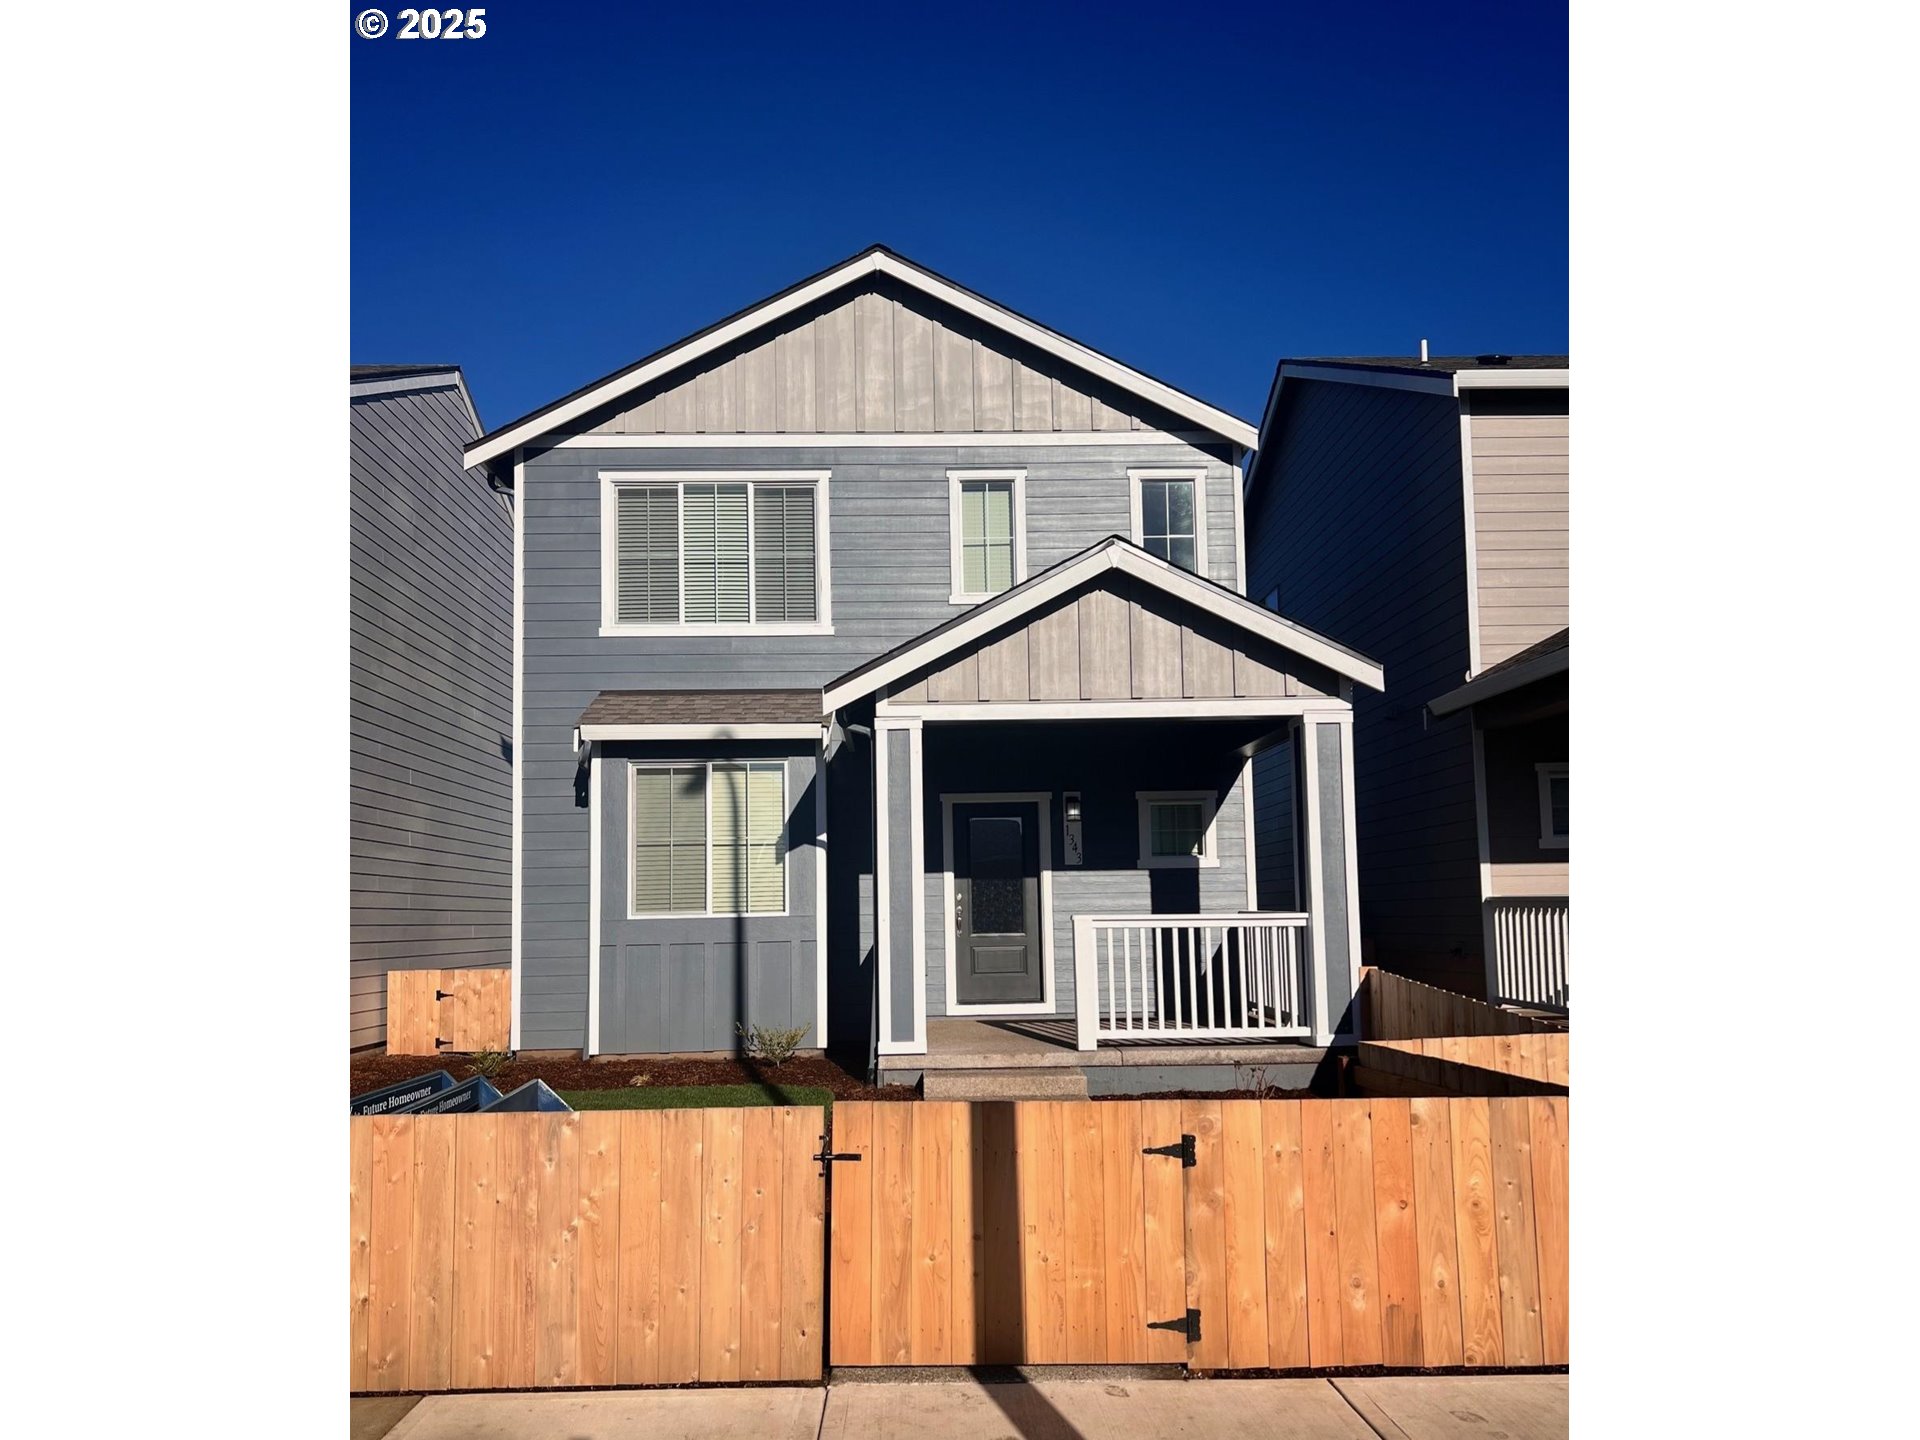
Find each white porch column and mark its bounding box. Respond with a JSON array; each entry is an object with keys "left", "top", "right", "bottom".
[
  {"left": 1298, "top": 713, "right": 1361, "bottom": 1045},
  {"left": 874, "top": 716, "right": 927, "bottom": 1056}
]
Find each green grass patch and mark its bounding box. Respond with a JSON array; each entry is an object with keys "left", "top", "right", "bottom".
[{"left": 557, "top": 1083, "right": 833, "bottom": 1112}]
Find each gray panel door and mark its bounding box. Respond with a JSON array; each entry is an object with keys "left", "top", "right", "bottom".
[{"left": 952, "top": 801, "right": 1043, "bottom": 1005}]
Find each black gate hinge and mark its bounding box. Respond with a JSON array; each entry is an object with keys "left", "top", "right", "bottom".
[
  {"left": 1143, "top": 1133, "right": 1197, "bottom": 1167},
  {"left": 434, "top": 1036, "right": 451, "bottom": 1049},
  {"left": 1148, "top": 1308, "right": 1201, "bottom": 1343},
  {"left": 434, "top": 989, "right": 452, "bottom": 1002}
]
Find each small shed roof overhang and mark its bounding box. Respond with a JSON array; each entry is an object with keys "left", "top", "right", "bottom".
[
  {"left": 577, "top": 688, "right": 823, "bottom": 742},
  {"left": 824, "top": 537, "right": 1383, "bottom": 718},
  {"left": 1426, "top": 628, "right": 1570, "bottom": 719}
]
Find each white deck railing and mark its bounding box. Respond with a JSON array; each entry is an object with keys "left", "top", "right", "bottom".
[
  {"left": 1486, "top": 898, "right": 1569, "bottom": 1012},
  {"left": 1071, "top": 913, "right": 1313, "bottom": 1050}
]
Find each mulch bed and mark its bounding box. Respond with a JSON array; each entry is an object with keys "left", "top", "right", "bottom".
[{"left": 350, "top": 1049, "right": 917, "bottom": 1102}]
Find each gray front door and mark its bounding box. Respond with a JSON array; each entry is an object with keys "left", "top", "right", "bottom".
[{"left": 952, "top": 801, "right": 1044, "bottom": 1005}]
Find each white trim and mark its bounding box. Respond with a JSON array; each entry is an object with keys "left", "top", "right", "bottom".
[
  {"left": 1230, "top": 447, "right": 1248, "bottom": 594},
  {"left": 465, "top": 248, "right": 1258, "bottom": 466},
  {"left": 1458, "top": 400, "right": 1483, "bottom": 676},
  {"left": 813, "top": 740, "right": 828, "bottom": 1050},
  {"left": 510, "top": 449, "right": 524, "bottom": 1050},
  {"left": 825, "top": 539, "right": 1384, "bottom": 711},
  {"left": 624, "top": 759, "right": 792, "bottom": 920},
  {"left": 1300, "top": 718, "right": 1332, "bottom": 1046},
  {"left": 579, "top": 723, "right": 822, "bottom": 742},
  {"left": 876, "top": 697, "right": 1353, "bottom": 723},
  {"left": 1240, "top": 759, "right": 1258, "bottom": 911},
  {"left": 1471, "top": 725, "right": 1493, "bottom": 902},
  {"left": 598, "top": 470, "right": 833, "bottom": 636},
  {"left": 1536, "top": 762, "right": 1569, "bottom": 849},
  {"left": 940, "top": 791, "right": 1058, "bottom": 1018},
  {"left": 1427, "top": 642, "right": 1569, "bottom": 718},
  {"left": 1126, "top": 467, "right": 1209, "bottom": 580},
  {"left": 874, "top": 724, "right": 892, "bottom": 1053},
  {"left": 1136, "top": 790, "right": 1221, "bottom": 869},
  {"left": 946, "top": 468, "right": 1028, "bottom": 605},
  {"left": 541, "top": 428, "right": 1228, "bottom": 451},
  {"left": 1275, "top": 362, "right": 1457, "bottom": 397},
  {"left": 907, "top": 727, "right": 928, "bottom": 1046},
  {"left": 1453, "top": 367, "right": 1569, "bottom": 390},
  {"left": 1335, "top": 714, "right": 1362, "bottom": 1014},
  {"left": 586, "top": 749, "right": 601, "bottom": 1057}
]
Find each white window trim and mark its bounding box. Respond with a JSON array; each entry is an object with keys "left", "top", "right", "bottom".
[
  {"left": 1536, "top": 762, "right": 1568, "bottom": 850},
  {"left": 946, "top": 468, "right": 1027, "bottom": 605},
  {"left": 627, "top": 759, "right": 791, "bottom": 919},
  {"left": 1136, "top": 789, "right": 1221, "bottom": 869},
  {"left": 940, "top": 791, "right": 1057, "bottom": 1018},
  {"left": 1127, "top": 467, "right": 1209, "bottom": 579},
  {"left": 598, "top": 470, "right": 833, "bottom": 636}
]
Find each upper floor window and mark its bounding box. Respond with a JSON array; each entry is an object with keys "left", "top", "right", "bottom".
[
  {"left": 948, "top": 469, "right": 1027, "bottom": 604},
  {"left": 1536, "top": 763, "right": 1568, "bottom": 849},
  {"left": 1129, "top": 468, "right": 1207, "bottom": 576},
  {"left": 600, "top": 471, "right": 832, "bottom": 635}
]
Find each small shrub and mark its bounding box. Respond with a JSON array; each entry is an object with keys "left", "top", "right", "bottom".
[
  {"left": 468, "top": 1048, "right": 512, "bottom": 1080},
  {"left": 736, "top": 1022, "right": 810, "bottom": 1067},
  {"left": 625, "top": 1071, "right": 653, "bottom": 1088}
]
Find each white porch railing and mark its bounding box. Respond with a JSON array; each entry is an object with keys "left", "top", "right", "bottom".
[
  {"left": 1486, "top": 898, "right": 1569, "bottom": 1012},
  {"left": 1071, "top": 913, "right": 1313, "bottom": 1051}
]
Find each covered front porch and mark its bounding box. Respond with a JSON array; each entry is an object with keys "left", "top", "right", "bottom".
[{"left": 822, "top": 537, "right": 1385, "bottom": 1080}]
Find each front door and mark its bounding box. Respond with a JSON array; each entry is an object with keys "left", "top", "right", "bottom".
[{"left": 952, "top": 801, "right": 1044, "bottom": 1005}]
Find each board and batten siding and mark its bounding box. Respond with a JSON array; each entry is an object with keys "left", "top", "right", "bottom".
[
  {"left": 1245, "top": 378, "right": 1482, "bottom": 995},
  {"left": 1468, "top": 390, "right": 1568, "bottom": 668},
  {"left": 519, "top": 434, "right": 1235, "bottom": 1051},
  {"left": 350, "top": 375, "right": 513, "bottom": 1048}
]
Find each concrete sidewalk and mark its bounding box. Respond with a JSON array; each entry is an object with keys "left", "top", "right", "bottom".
[{"left": 369, "top": 1374, "right": 1567, "bottom": 1440}]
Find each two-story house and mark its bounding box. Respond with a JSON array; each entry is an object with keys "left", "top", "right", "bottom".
[
  {"left": 463, "top": 247, "right": 1384, "bottom": 1090},
  {"left": 1244, "top": 355, "right": 1568, "bottom": 1012}
]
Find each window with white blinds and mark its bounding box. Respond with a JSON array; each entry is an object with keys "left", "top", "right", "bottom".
[
  {"left": 605, "top": 474, "right": 827, "bottom": 629},
  {"left": 947, "top": 469, "right": 1026, "bottom": 602},
  {"left": 630, "top": 761, "right": 788, "bottom": 916}
]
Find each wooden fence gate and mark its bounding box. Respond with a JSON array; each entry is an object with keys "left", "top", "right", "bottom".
[
  {"left": 828, "top": 1097, "right": 1568, "bottom": 1371},
  {"left": 350, "top": 1108, "right": 825, "bottom": 1391}
]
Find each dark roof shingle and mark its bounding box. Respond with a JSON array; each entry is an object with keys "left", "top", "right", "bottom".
[
  {"left": 1283, "top": 354, "right": 1568, "bottom": 379},
  {"left": 578, "top": 689, "right": 822, "bottom": 727}
]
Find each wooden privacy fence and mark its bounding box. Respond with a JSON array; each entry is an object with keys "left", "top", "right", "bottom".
[
  {"left": 384, "top": 969, "right": 511, "bottom": 1055},
  {"left": 348, "top": 1109, "right": 825, "bottom": 1392},
  {"left": 829, "top": 1097, "right": 1567, "bottom": 1371},
  {"left": 1361, "top": 967, "right": 1569, "bottom": 1087}
]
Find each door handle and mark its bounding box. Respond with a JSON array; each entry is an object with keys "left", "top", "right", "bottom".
[{"left": 954, "top": 895, "right": 964, "bottom": 932}]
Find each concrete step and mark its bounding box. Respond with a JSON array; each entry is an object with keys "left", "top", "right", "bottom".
[{"left": 922, "top": 1067, "right": 1090, "bottom": 1101}]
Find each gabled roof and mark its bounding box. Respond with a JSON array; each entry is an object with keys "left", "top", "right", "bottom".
[
  {"left": 350, "top": 363, "right": 483, "bottom": 442},
  {"left": 464, "top": 245, "right": 1258, "bottom": 468},
  {"left": 823, "top": 536, "right": 1384, "bottom": 713},
  {"left": 1427, "top": 628, "right": 1569, "bottom": 718}
]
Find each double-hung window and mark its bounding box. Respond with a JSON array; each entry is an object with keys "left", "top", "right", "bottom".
[
  {"left": 1129, "top": 468, "right": 1206, "bottom": 576},
  {"left": 1136, "top": 790, "right": 1220, "bottom": 869},
  {"left": 948, "top": 469, "right": 1026, "bottom": 603},
  {"left": 602, "top": 471, "right": 830, "bottom": 633},
  {"left": 630, "top": 761, "right": 788, "bottom": 916}
]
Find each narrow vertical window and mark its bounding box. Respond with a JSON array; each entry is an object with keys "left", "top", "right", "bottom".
[
  {"left": 948, "top": 469, "right": 1025, "bottom": 602},
  {"left": 1138, "top": 477, "right": 1199, "bottom": 573},
  {"left": 753, "top": 486, "right": 818, "bottom": 622},
  {"left": 681, "top": 483, "right": 750, "bottom": 623},
  {"left": 615, "top": 486, "right": 680, "bottom": 623},
  {"left": 712, "top": 761, "right": 787, "bottom": 914},
  {"left": 632, "top": 765, "right": 708, "bottom": 913}
]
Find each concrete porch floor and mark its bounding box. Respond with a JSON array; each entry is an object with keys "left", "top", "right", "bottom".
[{"left": 904, "top": 1018, "right": 1330, "bottom": 1069}]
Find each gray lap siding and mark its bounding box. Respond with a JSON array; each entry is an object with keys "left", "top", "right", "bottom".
[
  {"left": 519, "top": 438, "right": 1235, "bottom": 1050},
  {"left": 1245, "top": 379, "right": 1481, "bottom": 994}
]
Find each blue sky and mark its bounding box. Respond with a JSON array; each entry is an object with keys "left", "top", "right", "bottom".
[{"left": 352, "top": 1, "right": 1567, "bottom": 430}]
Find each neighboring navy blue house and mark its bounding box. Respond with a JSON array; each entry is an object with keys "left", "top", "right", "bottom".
[
  {"left": 462, "top": 247, "right": 1384, "bottom": 1083},
  {"left": 350, "top": 365, "right": 514, "bottom": 1049},
  {"left": 1243, "top": 356, "right": 1569, "bottom": 1012}
]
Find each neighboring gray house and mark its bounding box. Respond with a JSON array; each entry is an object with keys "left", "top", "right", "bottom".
[
  {"left": 1243, "top": 356, "right": 1568, "bottom": 1010},
  {"left": 351, "top": 365, "right": 514, "bottom": 1047},
  {"left": 463, "top": 246, "right": 1382, "bottom": 1087}
]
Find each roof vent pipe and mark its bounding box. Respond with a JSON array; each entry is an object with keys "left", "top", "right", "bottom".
[{"left": 1420, "top": 339, "right": 1429, "bottom": 364}]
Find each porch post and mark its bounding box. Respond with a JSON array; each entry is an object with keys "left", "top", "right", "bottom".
[
  {"left": 1298, "top": 713, "right": 1361, "bottom": 1046},
  {"left": 874, "top": 716, "right": 927, "bottom": 1056}
]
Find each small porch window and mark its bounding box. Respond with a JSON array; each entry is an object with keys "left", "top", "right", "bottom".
[
  {"left": 630, "top": 760, "right": 788, "bottom": 916},
  {"left": 1136, "top": 790, "right": 1220, "bottom": 869},
  {"left": 1536, "top": 763, "right": 1568, "bottom": 849},
  {"left": 1129, "top": 468, "right": 1207, "bottom": 576},
  {"left": 948, "top": 469, "right": 1026, "bottom": 603}
]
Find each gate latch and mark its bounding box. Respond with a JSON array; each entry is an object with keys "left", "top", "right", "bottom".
[
  {"left": 814, "top": 1138, "right": 863, "bottom": 1176},
  {"left": 1143, "top": 1134, "right": 1197, "bottom": 1167},
  {"left": 1148, "top": 1308, "right": 1202, "bottom": 1343}
]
